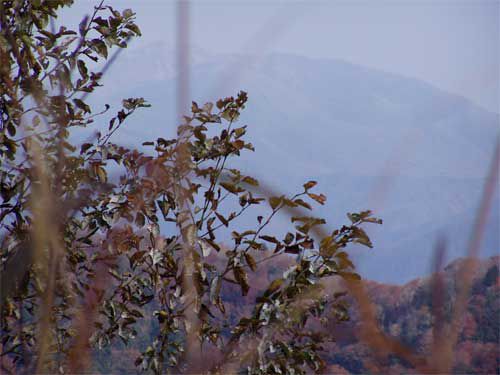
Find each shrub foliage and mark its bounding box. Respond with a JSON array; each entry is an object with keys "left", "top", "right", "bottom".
[{"left": 0, "top": 1, "right": 381, "bottom": 373}]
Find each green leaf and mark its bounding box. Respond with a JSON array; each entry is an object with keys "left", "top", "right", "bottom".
[
  {"left": 363, "top": 217, "right": 383, "bottom": 224},
  {"left": 233, "top": 127, "right": 246, "bottom": 139},
  {"left": 96, "top": 166, "right": 107, "bottom": 183},
  {"left": 244, "top": 253, "right": 257, "bottom": 272},
  {"left": 221, "top": 109, "right": 239, "bottom": 122},
  {"left": 303, "top": 181, "right": 317, "bottom": 191},
  {"left": 233, "top": 267, "right": 250, "bottom": 296},
  {"left": 231, "top": 140, "right": 245, "bottom": 150},
  {"left": 299, "top": 239, "right": 314, "bottom": 249},
  {"left": 157, "top": 200, "right": 170, "bottom": 220},
  {"left": 220, "top": 182, "right": 244, "bottom": 195},
  {"left": 347, "top": 213, "right": 360, "bottom": 223},
  {"left": 205, "top": 239, "right": 220, "bottom": 252},
  {"left": 125, "top": 23, "right": 141, "bottom": 36},
  {"left": 73, "top": 98, "right": 91, "bottom": 113},
  {"left": 77, "top": 59, "right": 88, "bottom": 78},
  {"left": 320, "top": 241, "right": 338, "bottom": 258},
  {"left": 352, "top": 227, "right": 372, "bottom": 248},
  {"left": 215, "top": 212, "right": 228, "bottom": 227},
  {"left": 6, "top": 122, "right": 16, "bottom": 137},
  {"left": 294, "top": 198, "right": 312, "bottom": 210},
  {"left": 264, "top": 278, "right": 284, "bottom": 296},
  {"left": 90, "top": 39, "right": 108, "bottom": 58},
  {"left": 202, "top": 102, "right": 213, "bottom": 113},
  {"left": 307, "top": 193, "right": 326, "bottom": 205},
  {"left": 284, "top": 245, "right": 300, "bottom": 254},
  {"left": 268, "top": 196, "right": 282, "bottom": 210},
  {"left": 135, "top": 212, "right": 145, "bottom": 227},
  {"left": 259, "top": 235, "right": 279, "bottom": 244},
  {"left": 242, "top": 176, "right": 259, "bottom": 186},
  {"left": 283, "top": 232, "right": 294, "bottom": 245},
  {"left": 243, "top": 240, "right": 263, "bottom": 250},
  {"left": 122, "top": 8, "right": 134, "bottom": 18},
  {"left": 129, "top": 251, "right": 146, "bottom": 268}
]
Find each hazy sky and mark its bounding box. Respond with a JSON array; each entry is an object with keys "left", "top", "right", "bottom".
[{"left": 63, "top": 1, "right": 499, "bottom": 113}]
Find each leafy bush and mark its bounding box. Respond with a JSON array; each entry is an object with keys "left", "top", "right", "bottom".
[{"left": 0, "top": 2, "right": 381, "bottom": 374}]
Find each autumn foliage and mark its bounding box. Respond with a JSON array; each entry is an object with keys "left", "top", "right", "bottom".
[
  {"left": 1, "top": 2, "right": 498, "bottom": 375},
  {"left": 0, "top": 2, "right": 381, "bottom": 374}
]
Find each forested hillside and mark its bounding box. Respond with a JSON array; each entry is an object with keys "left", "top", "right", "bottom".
[
  {"left": 326, "top": 256, "right": 499, "bottom": 373},
  {"left": 89, "top": 255, "right": 499, "bottom": 374}
]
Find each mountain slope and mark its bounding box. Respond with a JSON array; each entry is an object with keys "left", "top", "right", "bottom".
[
  {"left": 326, "top": 256, "right": 499, "bottom": 374},
  {"left": 89, "top": 50, "right": 499, "bottom": 282}
]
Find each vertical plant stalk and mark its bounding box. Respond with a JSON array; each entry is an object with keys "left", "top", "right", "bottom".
[
  {"left": 174, "top": 2, "right": 202, "bottom": 372},
  {"left": 30, "top": 141, "right": 63, "bottom": 373},
  {"left": 441, "top": 137, "right": 499, "bottom": 372},
  {"left": 33, "top": 17, "right": 70, "bottom": 370},
  {"left": 429, "top": 236, "right": 447, "bottom": 373},
  {"left": 67, "top": 261, "right": 110, "bottom": 373},
  {"left": 208, "top": 3, "right": 307, "bottom": 99},
  {"left": 367, "top": 128, "right": 423, "bottom": 212}
]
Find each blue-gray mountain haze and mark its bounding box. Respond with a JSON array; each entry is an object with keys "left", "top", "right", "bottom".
[{"left": 84, "top": 48, "right": 499, "bottom": 284}]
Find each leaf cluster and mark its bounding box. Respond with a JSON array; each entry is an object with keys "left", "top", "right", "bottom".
[{"left": 0, "top": 2, "right": 382, "bottom": 374}]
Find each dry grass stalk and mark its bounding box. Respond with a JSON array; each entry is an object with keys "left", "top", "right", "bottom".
[
  {"left": 66, "top": 258, "right": 111, "bottom": 373},
  {"left": 428, "top": 236, "right": 447, "bottom": 373},
  {"left": 174, "top": 3, "right": 204, "bottom": 372},
  {"left": 439, "top": 138, "right": 499, "bottom": 372},
  {"left": 29, "top": 140, "right": 64, "bottom": 373}
]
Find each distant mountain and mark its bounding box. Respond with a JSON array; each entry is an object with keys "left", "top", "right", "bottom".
[
  {"left": 87, "top": 47, "right": 499, "bottom": 283},
  {"left": 326, "top": 256, "right": 500, "bottom": 374}
]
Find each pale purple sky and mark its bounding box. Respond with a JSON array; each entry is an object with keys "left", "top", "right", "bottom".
[{"left": 62, "top": 1, "right": 499, "bottom": 113}]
